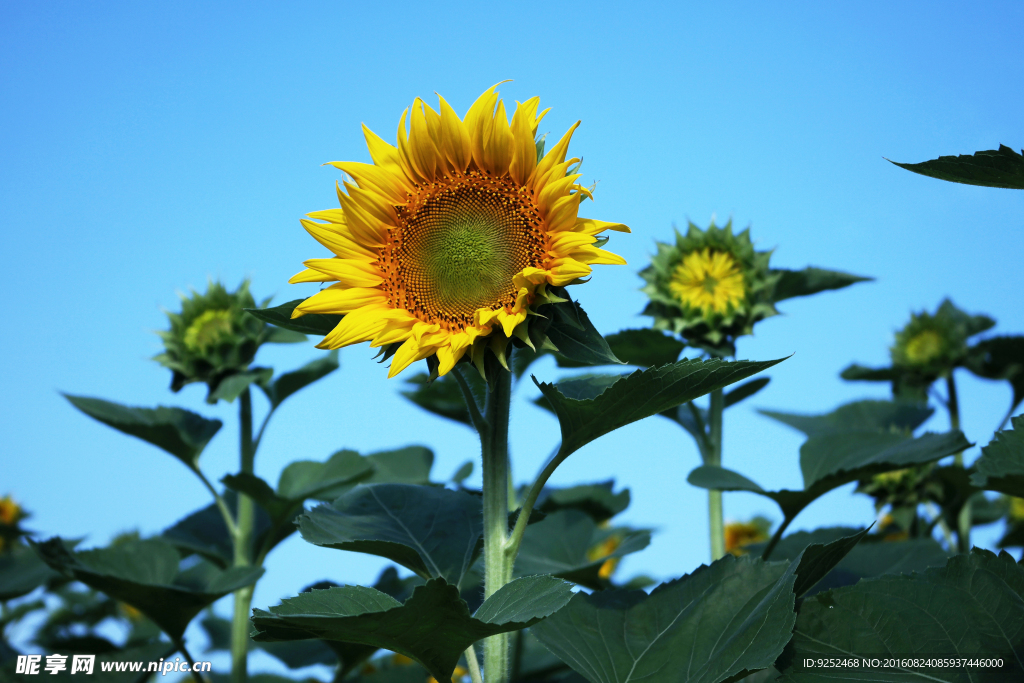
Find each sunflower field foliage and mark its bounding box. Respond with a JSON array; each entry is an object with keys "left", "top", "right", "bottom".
[{"left": 3, "top": 85, "right": 1024, "bottom": 683}]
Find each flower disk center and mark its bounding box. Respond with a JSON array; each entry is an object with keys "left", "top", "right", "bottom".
[
  {"left": 385, "top": 174, "right": 546, "bottom": 330},
  {"left": 669, "top": 248, "right": 746, "bottom": 316},
  {"left": 904, "top": 329, "right": 944, "bottom": 366}
]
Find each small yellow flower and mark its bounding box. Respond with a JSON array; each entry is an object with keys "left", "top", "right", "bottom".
[
  {"left": 587, "top": 535, "right": 623, "bottom": 579},
  {"left": 668, "top": 249, "right": 746, "bottom": 316},
  {"left": 1009, "top": 496, "right": 1024, "bottom": 522},
  {"left": 724, "top": 518, "right": 771, "bottom": 556},
  {"left": 427, "top": 666, "right": 469, "bottom": 683},
  {"left": 0, "top": 495, "right": 21, "bottom": 525}
]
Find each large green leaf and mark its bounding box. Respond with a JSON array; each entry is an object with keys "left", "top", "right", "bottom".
[
  {"left": 970, "top": 415, "right": 1024, "bottom": 498},
  {"left": 887, "top": 144, "right": 1024, "bottom": 189},
  {"left": 688, "top": 430, "right": 970, "bottom": 524},
  {"left": 535, "top": 357, "right": 784, "bottom": 457},
  {"left": 260, "top": 351, "right": 339, "bottom": 409},
  {"left": 298, "top": 484, "right": 482, "bottom": 587},
  {"left": 759, "top": 400, "right": 933, "bottom": 437},
  {"left": 161, "top": 490, "right": 286, "bottom": 567},
  {"left": 559, "top": 328, "right": 684, "bottom": 368},
  {"left": 535, "top": 481, "right": 630, "bottom": 523},
  {"left": 537, "top": 296, "right": 623, "bottom": 367},
  {"left": 32, "top": 538, "right": 262, "bottom": 641},
  {"left": 222, "top": 450, "right": 376, "bottom": 558},
  {"left": 365, "top": 447, "right": 434, "bottom": 485},
  {"left": 966, "top": 336, "right": 1024, "bottom": 416},
  {"left": 839, "top": 364, "right": 899, "bottom": 382},
  {"left": 532, "top": 553, "right": 799, "bottom": 683},
  {"left": 0, "top": 543, "right": 62, "bottom": 600},
  {"left": 771, "top": 267, "right": 872, "bottom": 302},
  {"left": 514, "top": 510, "right": 650, "bottom": 589},
  {"left": 63, "top": 395, "right": 222, "bottom": 472},
  {"left": 777, "top": 549, "right": 1024, "bottom": 681},
  {"left": 246, "top": 298, "right": 344, "bottom": 336},
  {"left": 748, "top": 528, "right": 950, "bottom": 597},
  {"left": 251, "top": 575, "right": 574, "bottom": 683}
]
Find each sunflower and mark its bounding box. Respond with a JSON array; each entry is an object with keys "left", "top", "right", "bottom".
[
  {"left": 289, "top": 84, "right": 629, "bottom": 378},
  {"left": 640, "top": 220, "right": 777, "bottom": 354}
]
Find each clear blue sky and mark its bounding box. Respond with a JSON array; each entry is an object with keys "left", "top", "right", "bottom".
[{"left": 3, "top": 1, "right": 1022, "bottom": 674}]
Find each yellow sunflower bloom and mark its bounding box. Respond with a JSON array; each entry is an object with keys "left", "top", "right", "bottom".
[{"left": 290, "top": 84, "right": 629, "bottom": 378}]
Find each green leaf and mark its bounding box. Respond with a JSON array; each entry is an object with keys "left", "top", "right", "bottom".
[
  {"left": 689, "top": 430, "right": 971, "bottom": 521},
  {"left": 535, "top": 480, "right": 630, "bottom": 523},
  {"left": 759, "top": 399, "right": 933, "bottom": 437},
  {"left": 971, "top": 415, "right": 1024, "bottom": 497},
  {"left": 887, "top": 144, "right": 1024, "bottom": 189},
  {"left": 161, "top": 490, "right": 286, "bottom": 567},
  {"left": 207, "top": 367, "right": 274, "bottom": 404},
  {"left": 839, "top": 363, "right": 898, "bottom": 382},
  {"left": 246, "top": 298, "right": 344, "bottom": 336},
  {"left": 264, "top": 326, "right": 308, "bottom": 344},
  {"left": 252, "top": 575, "right": 573, "bottom": 683},
  {"left": 966, "top": 336, "right": 1024, "bottom": 414},
  {"left": 400, "top": 371, "right": 483, "bottom": 427},
  {"left": 64, "top": 395, "right": 222, "bottom": 472},
  {"left": 785, "top": 528, "right": 871, "bottom": 599},
  {"left": 514, "top": 510, "right": 650, "bottom": 589},
  {"left": 749, "top": 528, "right": 950, "bottom": 596},
  {"left": 532, "top": 553, "right": 799, "bottom": 683},
  {"left": 261, "top": 351, "right": 339, "bottom": 409},
  {"left": 224, "top": 453, "right": 373, "bottom": 528},
  {"left": 535, "top": 356, "right": 784, "bottom": 457},
  {"left": 771, "top": 267, "right": 872, "bottom": 302},
  {"left": 540, "top": 297, "right": 623, "bottom": 367},
  {"left": 365, "top": 447, "right": 434, "bottom": 485},
  {"left": 724, "top": 377, "right": 771, "bottom": 408},
  {"left": 298, "top": 484, "right": 482, "bottom": 587},
  {"left": 599, "top": 329, "right": 685, "bottom": 368},
  {"left": 450, "top": 461, "right": 473, "bottom": 485},
  {"left": 32, "top": 537, "right": 263, "bottom": 641},
  {"left": 0, "top": 543, "right": 62, "bottom": 600},
  {"left": 777, "top": 550, "right": 1024, "bottom": 681}
]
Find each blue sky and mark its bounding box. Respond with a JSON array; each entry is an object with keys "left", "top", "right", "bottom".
[{"left": 2, "top": 0, "right": 1022, "bottom": 673}]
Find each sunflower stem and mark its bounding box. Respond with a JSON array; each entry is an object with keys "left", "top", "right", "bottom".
[
  {"left": 481, "top": 362, "right": 513, "bottom": 683},
  {"left": 945, "top": 373, "right": 971, "bottom": 553},
  {"left": 465, "top": 644, "right": 484, "bottom": 683},
  {"left": 707, "top": 388, "right": 726, "bottom": 561},
  {"left": 230, "top": 388, "right": 257, "bottom": 683}
]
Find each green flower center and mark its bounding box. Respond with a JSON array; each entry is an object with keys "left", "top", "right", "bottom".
[
  {"left": 391, "top": 179, "right": 545, "bottom": 329},
  {"left": 904, "top": 329, "right": 944, "bottom": 366},
  {"left": 183, "top": 309, "right": 234, "bottom": 353}
]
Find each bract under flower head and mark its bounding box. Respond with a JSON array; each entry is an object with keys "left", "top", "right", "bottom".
[
  {"left": 640, "top": 220, "right": 778, "bottom": 354},
  {"left": 890, "top": 299, "right": 994, "bottom": 377},
  {"left": 155, "top": 280, "right": 268, "bottom": 397},
  {"left": 289, "top": 83, "right": 629, "bottom": 378}
]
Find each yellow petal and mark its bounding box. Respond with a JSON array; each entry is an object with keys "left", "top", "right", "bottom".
[
  {"left": 370, "top": 314, "right": 418, "bottom": 347},
  {"left": 483, "top": 99, "right": 513, "bottom": 175},
  {"left": 548, "top": 260, "right": 592, "bottom": 285},
  {"left": 498, "top": 309, "right": 526, "bottom": 337},
  {"left": 509, "top": 99, "right": 538, "bottom": 186},
  {"left": 317, "top": 306, "right": 391, "bottom": 349},
  {"left": 336, "top": 191, "right": 388, "bottom": 248},
  {"left": 300, "top": 219, "right": 377, "bottom": 260},
  {"left": 544, "top": 193, "right": 581, "bottom": 233},
  {"left": 388, "top": 336, "right": 438, "bottom": 378},
  {"left": 327, "top": 161, "right": 408, "bottom": 206},
  {"left": 405, "top": 98, "right": 439, "bottom": 182},
  {"left": 465, "top": 84, "right": 501, "bottom": 171},
  {"left": 573, "top": 217, "right": 631, "bottom": 234},
  {"left": 294, "top": 286, "right": 388, "bottom": 316},
  {"left": 288, "top": 268, "right": 335, "bottom": 284},
  {"left": 344, "top": 182, "right": 399, "bottom": 227},
  {"left": 438, "top": 94, "right": 471, "bottom": 173},
  {"left": 569, "top": 245, "right": 628, "bottom": 266},
  {"left": 362, "top": 124, "right": 404, "bottom": 177},
  {"left": 532, "top": 121, "right": 579, "bottom": 187},
  {"left": 304, "top": 258, "right": 384, "bottom": 287}
]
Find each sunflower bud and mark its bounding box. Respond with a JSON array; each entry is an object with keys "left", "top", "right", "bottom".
[
  {"left": 640, "top": 220, "right": 778, "bottom": 355},
  {"left": 154, "top": 281, "right": 269, "bottom": 400},
  {"left": 890, "top": 299, "right": 992, "bottom": 378}
]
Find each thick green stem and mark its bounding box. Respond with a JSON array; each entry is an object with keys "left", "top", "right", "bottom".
[
  {"left": 230, "top": 389, "right": 256, "bottom": 683},
  {"left": 465, "top": 644, "right": 483, "bottom": 683},
  {"left": 482, "top": 366, "right": 513, "bottom": 683},
  {"left": 946, "top": 374, "right": 971, "bottom": 553},
  {"left": 707, "top": 388, "right": 725, "bottom": 561}
]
